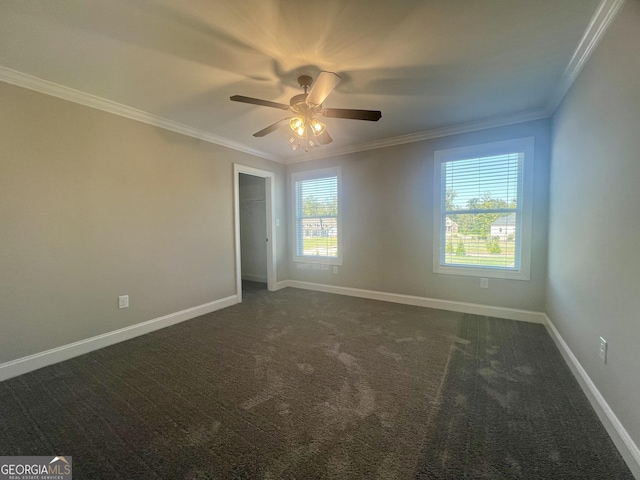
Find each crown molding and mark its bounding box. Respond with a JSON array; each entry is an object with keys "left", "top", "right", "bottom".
[
  {"left": 547, "top": 0, "right": 627, "bottom": 114},
  {"left": 284, "top": 108, "right": 549, "bottom": 164},
  {"left": 0, "top": 66, "right": 281, "bottom": 163}
]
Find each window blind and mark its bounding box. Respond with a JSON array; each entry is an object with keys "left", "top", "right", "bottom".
[
  {"left": 295, "top": 175, "right": 339, "bottom": 258},
  {"left": 440, "top": 152, "right": 523, "bottom": 269}
]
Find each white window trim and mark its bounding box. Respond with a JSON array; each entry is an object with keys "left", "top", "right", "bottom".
[
  {"left": 433, "top": 137, "right": 534, "bottom": 280},
  {"left": 291, "top": 166, "right": 343, "bottom": 266}
]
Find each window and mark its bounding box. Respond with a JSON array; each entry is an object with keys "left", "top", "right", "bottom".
[
  {"left": 292, "top": 167, "right": 342, "bottom": 264},
  {"left": 433, "top": 137, "right": 534, "bottom": 280}
]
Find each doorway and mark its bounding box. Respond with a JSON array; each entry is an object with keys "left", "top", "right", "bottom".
[{"left": 233, "top": 165, "right": 276, "bottom": 302}]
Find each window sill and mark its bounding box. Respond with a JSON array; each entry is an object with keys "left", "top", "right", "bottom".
[
  {"left": 434, "top": 264, "right": 530, "bottom": 281},
  {"left": 294, "top": 257, "right": 342, "bottom": 267}
]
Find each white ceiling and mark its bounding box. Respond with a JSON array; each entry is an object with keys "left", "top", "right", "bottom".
[{"left": 0, "top": 0, "right": 607, "bottom": 162}]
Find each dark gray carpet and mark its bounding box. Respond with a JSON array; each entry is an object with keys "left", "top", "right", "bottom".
[
  {"left": 0, "top": 283, "right": 633, "bottom": 479},
  {"left": 415, "top": 314, "right": 634, "bottom": 480}
]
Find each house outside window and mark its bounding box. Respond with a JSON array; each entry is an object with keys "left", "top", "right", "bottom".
[
  {"left": 433, "top": 137, "right": 534, "bottom": 280},
  {"left": 292, "top": 167, "right": 342, "bottom": 265}
]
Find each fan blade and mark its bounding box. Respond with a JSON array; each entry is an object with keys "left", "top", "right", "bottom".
[
  {"left": 230, "top": 95, "right": 290, "bottom": 111},
  {"left": 314, "top": 129, "right": 333, "bottom": 145},
  {"left": 306, "top": 71, "right": 341, "bottom": 106},
  {"left": 322, "top": 108, "right": 382, "bottom": 121},
  {"left": 253, "top": 118, "right": 290, "bottom": 137}
]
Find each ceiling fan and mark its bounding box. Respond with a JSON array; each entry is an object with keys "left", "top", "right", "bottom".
[{"left": 230, "top": 71, "right": 382, "bottom": 151}]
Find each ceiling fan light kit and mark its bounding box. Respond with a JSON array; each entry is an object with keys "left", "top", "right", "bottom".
[{"left": 230, "top": 71, "right": 382, "bottom": 152}]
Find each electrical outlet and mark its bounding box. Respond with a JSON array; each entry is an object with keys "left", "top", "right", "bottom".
[
  {"left": 480, "top": 278, "right": 489, "bottom": 288},
  {"left": 599, "top": 337, "right": 607, "bottom": 363},
  {"left": 118, "top": 295, "right": 129, "bottom": 309},
  {"left": 333, "top": 266, "right": 338, "bottom": 274}
]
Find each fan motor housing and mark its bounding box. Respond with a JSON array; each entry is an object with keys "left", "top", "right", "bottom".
[
  {"left": 290, "top": 93, "right": 320, "bottom": 117},
  {"left": 289, "top": 93, "right": 308, "bottom": 107}
]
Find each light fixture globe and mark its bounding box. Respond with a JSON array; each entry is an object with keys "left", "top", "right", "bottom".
[
  {"left": 310, "top": 118, "right": 326, "bottom": 136},
  {"left": 289, "top": 116, "right": 306, "bottom": 138}
]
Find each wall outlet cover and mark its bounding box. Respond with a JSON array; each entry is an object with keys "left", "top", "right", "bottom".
[
  {"left": 118, "top": 295, "right": 129, "bottom": 309},
  {"left": 599, "top": 337, "right": 607, "bottom": 363}
]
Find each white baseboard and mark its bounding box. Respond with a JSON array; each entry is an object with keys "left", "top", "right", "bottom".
[
  {"left": 274, "top": 280, "right": 291, "bottom": 291},
  {"left": 0, "top": 295, "right": 238, "bottom": 382},
  {"left": 544, "top": 314, "right": 640, "bottom": 479},
  {"left": 241, "top": 273, "right": 268, "bottom": 283},
  {"left": 278, "top": 280, "right": 545, "bottom": 324}
]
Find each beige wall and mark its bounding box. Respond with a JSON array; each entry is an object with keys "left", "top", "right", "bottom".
[
  {"left": 287, "top": 118, "right": 551, "bottom": 312},
  {"left": 547, "top": 0, "right": 640, "bottom": 465},
  {"left": 0, "top": 82, "right": 286, "bottom": 364}
]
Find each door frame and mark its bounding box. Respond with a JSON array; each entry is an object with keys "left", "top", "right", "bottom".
[{"left": 233, "top": 164, "right": 276, "bottom": 302}]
